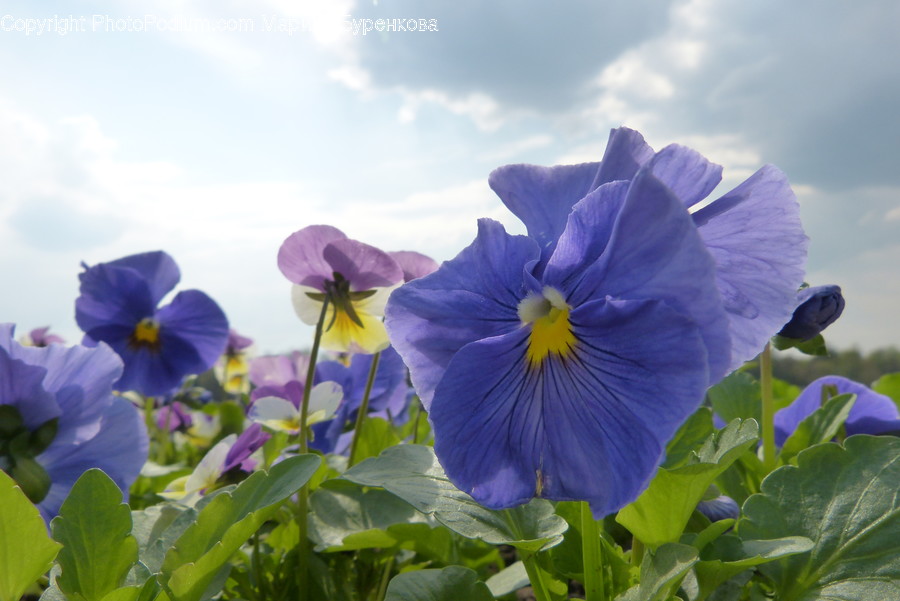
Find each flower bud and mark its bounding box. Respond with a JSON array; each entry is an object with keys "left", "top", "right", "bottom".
[{"left": 777, "top": 285, "right": 844, "bottom": 341}]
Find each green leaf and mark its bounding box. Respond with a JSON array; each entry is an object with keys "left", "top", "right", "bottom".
[
  {"left": 51, "top": 469, "right": 138, "bottom": 601},
  {"left": 707, "top": 372, "right": 761, "bottom": 425},
  {"left": 0, "top": 470, "right": 62, "bottom": 601},
  {"left": 160, "top": 454, "right": 320, "bottom": 601},
  {"left": 485, "top": 561, "right": 528, "bottom": 597},
  {"left": 872, "top": 372, "right": 900, "bottom": 411},
  {"left": 772, "top": 334, "right": 827, "bottom": 356},
  {"left": 384, "top": 566, "right": 494, "bottom": 601},
  {"left": 617, "top": 543, "right": 697, "bottom": 601},
  {"left": 616, "top": 420, "right": 759, "bottom": 548},
  {"left": 663, "top": 408, "right": 715, "bottom": 469},
  {"left": 307, "top": 479, "right": 426, "bottom": 550},
  {"left": 691, "top": 534, "right": 813, "bottom": 601},
  {"left": 343, "top": 444, "right": 567, "bottom": 551},
  {"left": 778, "top": 393, "right": 855, "bottom": 463},
  {"left": 739, "top": 436, "right": 900, "bottom": 600},
  {"left": 350, "top": 417, "right": 401, "bottom": 465}
]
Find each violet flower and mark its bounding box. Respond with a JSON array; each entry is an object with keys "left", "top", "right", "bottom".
[
  {"left": 75, "top": 251, "right": 230, "bottom": 397},
  {"left": 278, "top": 225, "right": 404, "bottom": 354},
  {"left": 777, "top": 285, "right": 845, "bottom": 341},
  {"left": 0, "top": 324, "right": 148, "bottom": 523}
]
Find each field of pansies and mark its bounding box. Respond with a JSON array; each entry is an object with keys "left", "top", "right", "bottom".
[{"left": 2, "top": 128, "right": 898, "bottom": 601}]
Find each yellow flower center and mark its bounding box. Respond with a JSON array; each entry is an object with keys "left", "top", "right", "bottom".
[
  {"left": 130, "top": 317, "right": 161, "bottom": 350},
  {"left": 518, "top": 287, "right": 576, "bottom": 367}
]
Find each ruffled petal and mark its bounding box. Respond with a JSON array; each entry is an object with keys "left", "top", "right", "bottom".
[
  {"left": 546, "top": 168, "right": 731, "bottom": 383},
  {"left": 8, "top": 339, "right": 122, "bottom": 445},
  {"left": 647, "top": 144, "right": 723, "bottom": 209},
  {"left": 105, "top": 251, "right": 181, "bottom": 306},
  {"left": 75, "top": 262, "right": 155, "bottom": 333},
  {"left": 692, "top": 165, "right": 808, "bottom": 371},
  {"left": 323, "top": 238, "right": 403, "bottom": 291},
  {"left": 385, "top": 219, "right": 538, "bottom": 408},
  {"left": 248, "top": 396, "right": 302, "bottom": 434},
  {"left": 0, "top": 343, "right": 58, "bottom": 430},
  {"left": 430, "top": 297, "right": 710, "bottom": 516},
  {"left": 156, "top": 289, "right": 230, "bottom": 371},
  {"left": 591, "top": 127, "right": 655, "bottom": 188},
  {"left": 389, "top": 251, "right": 439, "bottom": 282},
  {"left": 38, "top": 397, "right": 147, "bottom": 522},
  {"left": 277, "top": 225, "right": 347, "bottom": 289},
  {"left": 489, "top": 162, "right": 600, "bottom": 264}
]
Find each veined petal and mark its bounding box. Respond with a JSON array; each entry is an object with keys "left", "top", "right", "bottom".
[
  {"left": 692, "top": 165, "right": 808, "bottom": 371},
  {"left": 323, "top": 238, "right": 403, "bottom": 290},
  {"left": 430, "top": 297, "right": 710, "bottom": 517},
  {"left": 385, "top": 219, "right": 538, "bottom": 408},
  {"left": 647, "top": 144, "right": 723, "bottom": 209},
  {"left": 307, "top": 381, "right": 343, "bottom": 424},
  {"left": 322, "top": 304, "right": 391, "bottom": 354},
  {"left": 546, "top": 168, "right": 731, "bottom": 383},
  {"left": 104, "top": 251, "right": 181, "bottom": 306},
  {"left": 248, "top": 396, "right": 303, "bottom": 434},
  {"left": 278, "top": 225, "right": 347, "bottom": 289},
  {"left": 591, "top": 127, "right": 655, "bottom": 188},
  {"left": 156, "top": 289, "right": 230, "bottom": 371},
  {"left": 76, "top": 262, "right": 156, "bottom": 333},
  {"left": 489, "top": 162, "right": 600, "bottom": 264}
]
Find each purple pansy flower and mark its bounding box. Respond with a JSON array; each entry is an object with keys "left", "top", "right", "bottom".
[
  {"left": 278, "top": 225, "right": 404, "bottom": 354},
  {"left": 156, "top": 401, "right": 193, "bottom": 432},
  {"left": 249, "top": 351, "right": 309, "bottom": 389},
  {"left": 386, "top": 154, "right": 735, "bottom": 516},
  {"left": 489, "top": 127, "right": 808, "bottom": 373},
  {"left": 223, "top": 423, "right": 271, "bottom": 473},
  {"left": 22, "top": 327, "right": 65, "bottom": 347},
  {"left": 0, "top": 324, "right": 148, "bottom": 523},
  {"left": 75, "top": 251, "right": 230, "bottom": 397},
  {"left": 774, "top": 376, "right": 900, "bottom": 445},
  {"left": 310, "top": 346, "right": 411, "bottom": 455},
  {"left": 777, "top": 285, "right": 845, "bottom": 341}
]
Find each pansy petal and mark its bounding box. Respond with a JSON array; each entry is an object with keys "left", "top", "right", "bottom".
[
  {"left": 184, "top": 434, "right": 235, "bottom": 493},
  {"left": 431, "top": 297, "right": 710, "bottom": 516},
  {"left": 323, "top": 238, "right": 403, "bottom": 290},
  {"left": 106, "top": 251, "right": 181, "bottom": 305},
  {"left": 322, "top": 305, "right": 391, "bottom": 354},
  {"left": 0, "top": 344, "right": 58, "bottom": 430},
  {"left": 277, "top": 225, "right": 348, "bottom": 289},
  {"left": 489, "top": 162, "right": 600, "bottom": 263},
  {"left": 156, "top": 289, "right": 230, "bottom": 372},
  {"left": 38, "top": 397, "right": 148, "bottom": 522},
  {"left": 385, "top": 219, "right": 538, "bottom": 408},
  {"left": 8, "top": 339, "right": 123, "bottom": 445},
  {"left": 389, "top": 250, "right": 440, "bottom": 282},
  {"left": 692, "top": 165, "right": 808, "bottom": 371},
  {"left": 307, "top": 381, "right": 343, "bottom": 423},
  {"left": 223, "top": 424, "right": 270, "bottom": 473},
  {"left": 547, "top": 169, "right": 731, "bottom": 383},
  {"left": 591, "top": 127, "right": 655, "bottom": 187},
  {"left": 76, "top": 262, "right": 156, "bottom": 333},
  {"left": 249, "top": 352, "right": 307, "bottom": 387},
  {"left": 647, "top": 144, "right": 723, "bottom": 209},
  {"left": 248, "top": 396, "right": 302, "bottom": 434}
]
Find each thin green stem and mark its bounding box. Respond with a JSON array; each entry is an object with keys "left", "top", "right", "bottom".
[
  {"left": 631, "top": 537, "right": 644, "bottom": 567},
  {"left": 760, "top": 342, "right": 777, "bottom": 472},
  {"left": 581, "top": 502, "right": 606, "bottom": 601},
  {"left": 374, "top": 554, "right": 394, "bottom": 601},
  {"left": 295, "top": 297, "right": 331, "bottom": 601},
  {"left": 347, "top": 351, "right": 381, "bottom": 467},
  {"left": 521, "top": 552, "right": 554, "bottom": 601},
  {"left": 411, "top": 399, "right": 422, "bottom": 445}
]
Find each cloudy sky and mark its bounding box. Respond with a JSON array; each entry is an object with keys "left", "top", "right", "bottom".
[{"left": 1, "top": 0, "right": 897, "bottom": 355}]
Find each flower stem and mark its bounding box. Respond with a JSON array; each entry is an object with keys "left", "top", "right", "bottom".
[
  {"left": 347, "top": 351, "right": 381, "bottom": 467},
  {"left": 295, "top": 297, "right": 330, "bottom": 601},
  {"left": 760, "top": 342, "right": 777, "bottom": 471},
  {"left": 521, "top": 552, "right": 554, "bottom": 601},
  {"left": 581, "top": 502, "right": 606, "bottom": 601}
]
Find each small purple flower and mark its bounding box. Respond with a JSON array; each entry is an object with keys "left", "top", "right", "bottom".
[
  {"left": 156, "top": 402, "right": 193, "bottom": 432},
  {"left": 310, "top": 346, "right": 411, "bottom": 454},
  {"left": 775, "top": 376, "right": 900, "bottom": 445},
  {"left": 75, "top": 251, "right": 230, "bottom": 397},
  {"left": 22, "top": 327, "right": 65, "bottom": 347},
  {"left": 0, "top": 324, "right": 148, "bottom": 523},
  {"left": 222, "top": 423, "right": 270, "bottom": 472},
  {"left": 278, "top": 225, "right": 404, "bottom": 354},
  {"left": 248, "top": 351, "right": 309, "bottom": 388},
  {"left": 697, "top": 495, "right": 740, "bottom": 523},
  {"left": 777, "top": 285, "right": 845, "bottom": 341}
]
